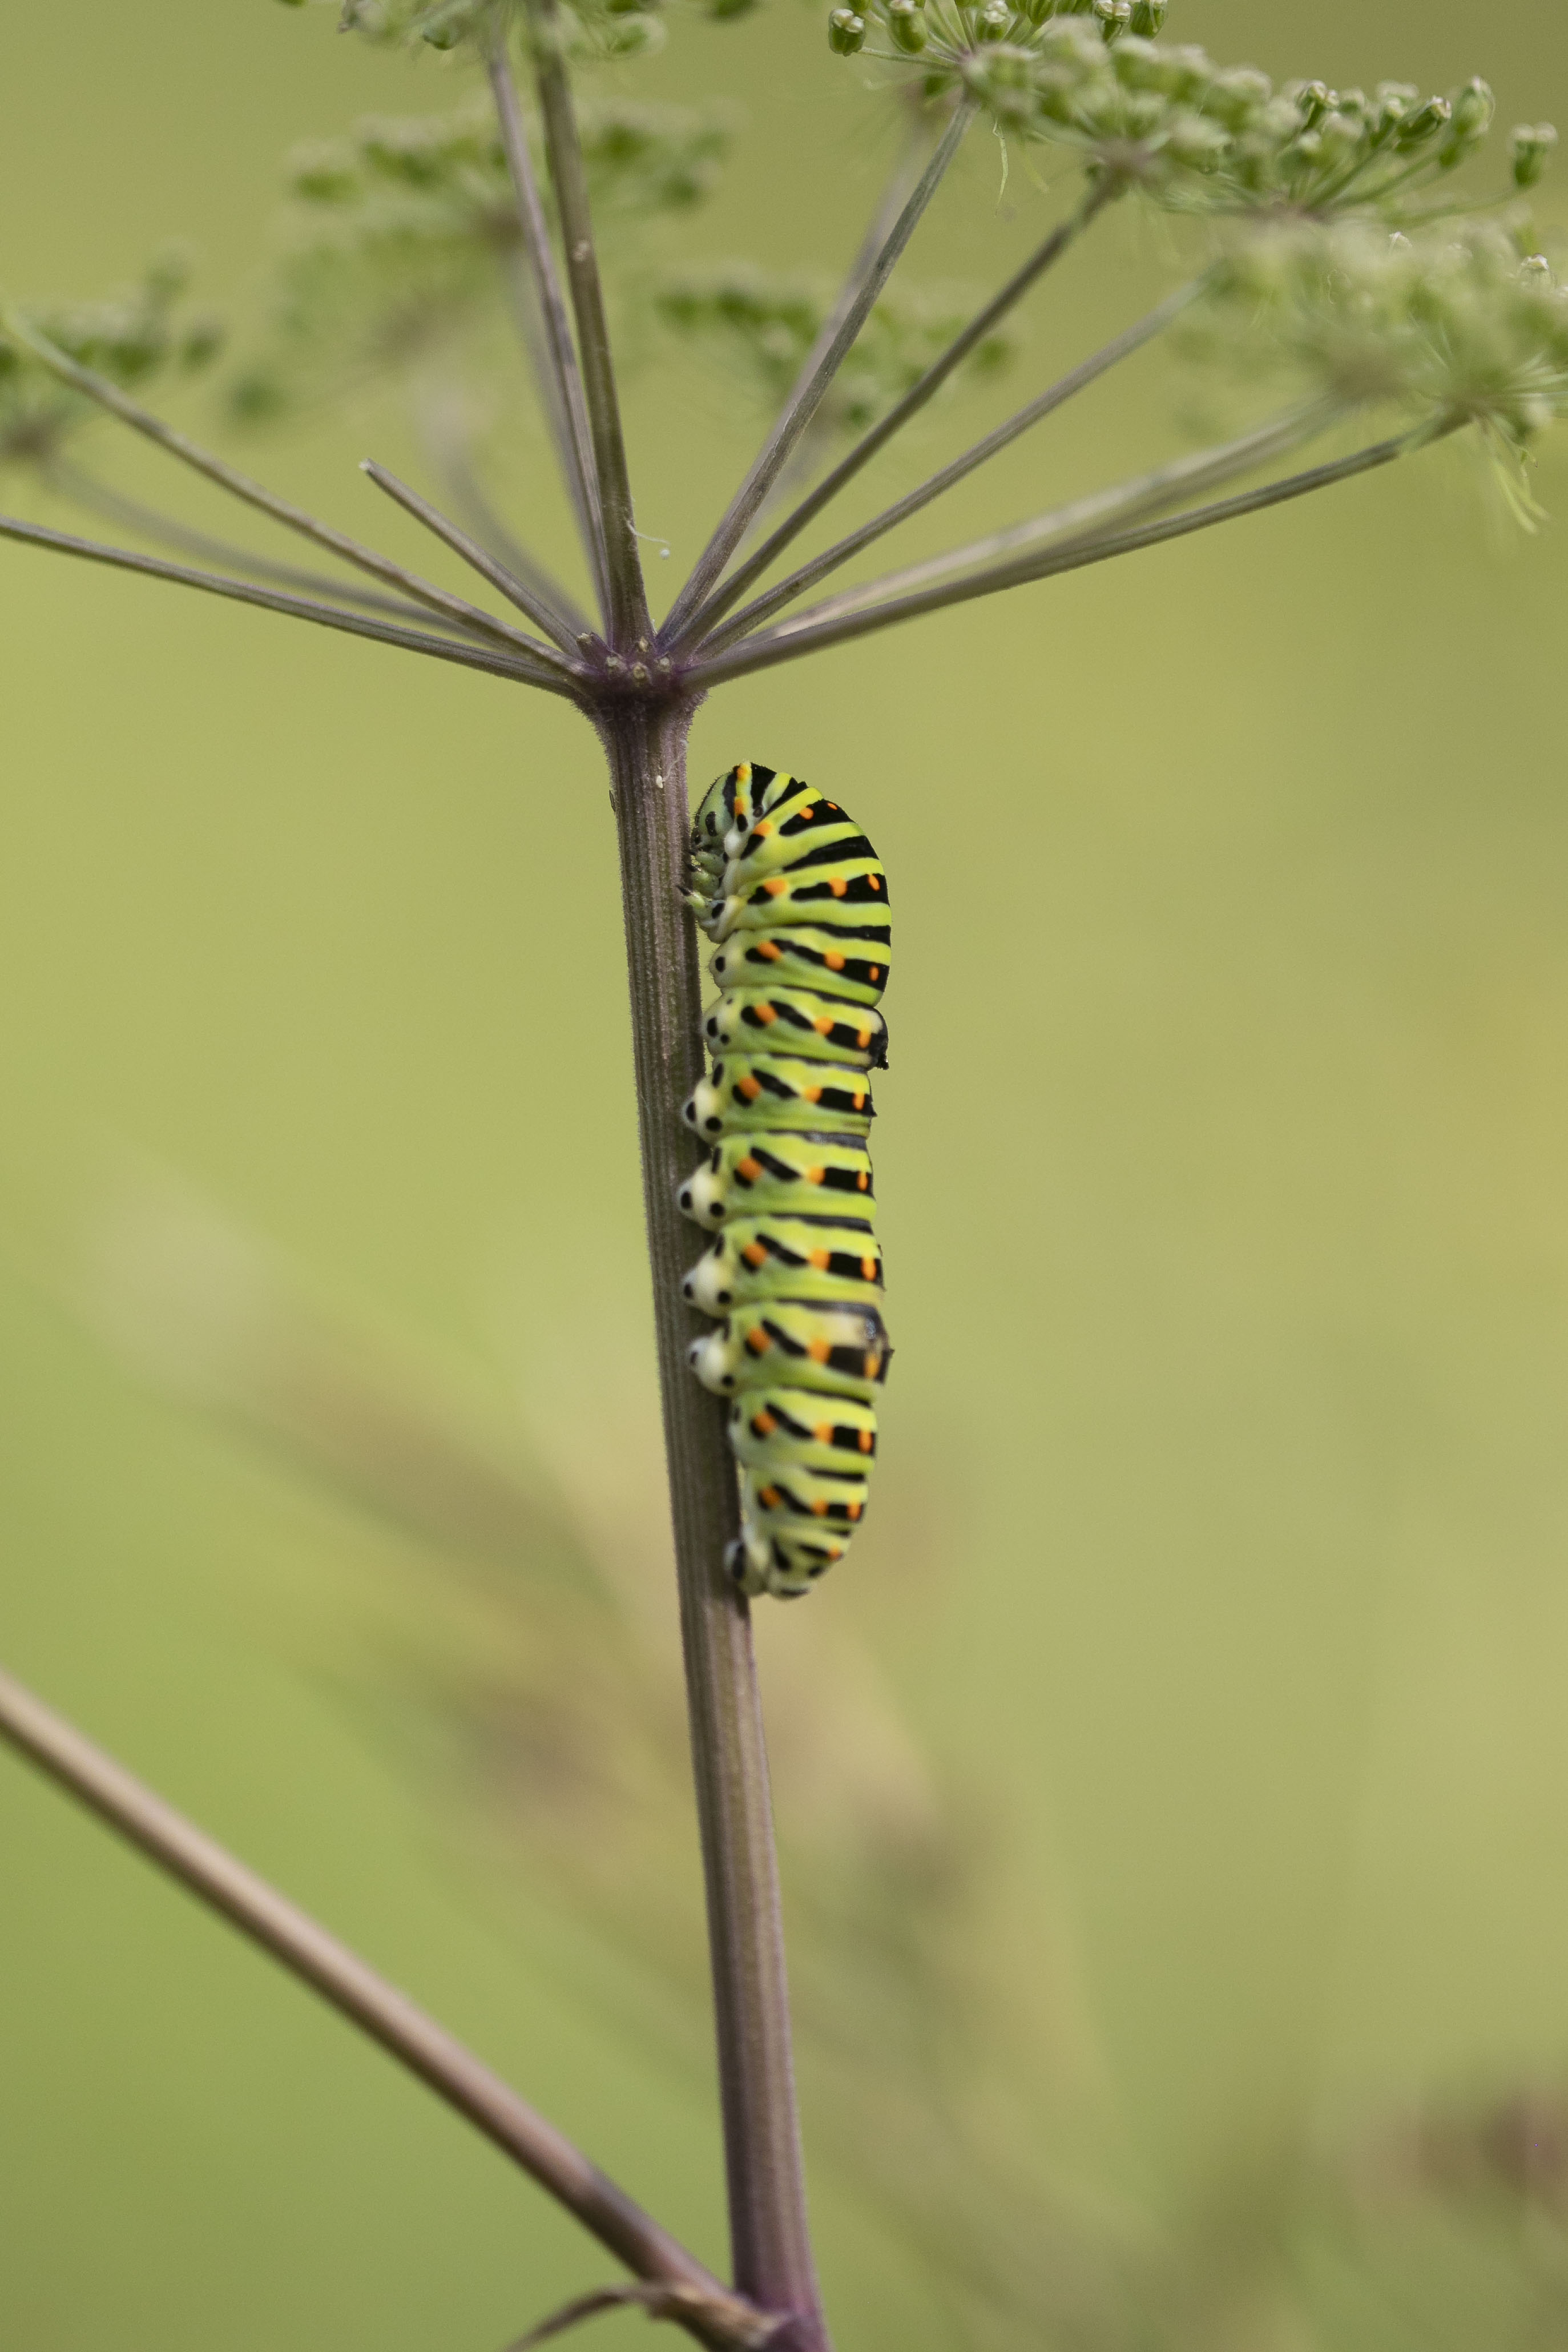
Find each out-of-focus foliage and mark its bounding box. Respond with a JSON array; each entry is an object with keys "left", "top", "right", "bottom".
[
  {"left": 0, "top": 254, "right": 221, "bottom": 473},
  {"left": 80, "top": 1180, "right": 1568, "bottom": 2352},
  {"left": 229, "top": 95, "right": 732, "bottom": 421},
  {"left": 651, "top": 267, "right": 1013, "bottom": 436}
]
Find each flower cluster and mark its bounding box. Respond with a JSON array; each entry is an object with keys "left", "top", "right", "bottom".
[
  {"left": 229, "top": 96, "right": 732, "bottom": 420},
  {"left": 280, "top": 0, "right": 759, "bottom": 63},
  {"left": 829, "top": 3, "right": 1553, "bottom": 224},
  {"left": 0, "top": 255, "right": 221, "bottom": 471},
  {"left": 1191, "top": 218, "right": 1568, "bottom": 456},
  {"left": 652, "top": 265, "right": 1013, "bottom": 434}
]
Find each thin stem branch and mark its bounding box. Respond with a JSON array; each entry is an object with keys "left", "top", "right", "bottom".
[
  {"left": 360, "top": 458, "right": 584, "bottom": 656},
  {"left": 700, "top": 278, "right": 1201, "bottom": 657},
  {"left": 526, "top": 0, "right": 649, "bottom": 645},
  {"left": 42, "top": 460, "right": 495, "bottom": 635},
  {"left": 0, "top": 1660, "right": 768, "bottom": 2347},
  {"left": 661, "top": 100, "right": 976, "bottom": 643},
  {"left": 2, "top": 311, "right": 555, "bottom": 663},
  {"left": 599, "top": 703, "right": 827, "bottom": 2352},
  {"left": 485, "top": 34, "right": 611, "bottom": 619},
  {"left": 0, "top": 512, "right": 579, "bottom": 695},
  {"left": 675, "top": 172, "right": 1121, "bottom": 649},
  {"left": 690, "top": 428, "right": 1426, "bottom": 684},
  {"left": 740, "top": 404, "right": 1331, "bottom": 639},
  {"left": 417, "top": 391, "right": 594, "bottom": 641}
]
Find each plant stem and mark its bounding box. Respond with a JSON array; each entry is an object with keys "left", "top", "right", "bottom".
[
  {"left": 691, "top": 427, "right": 1421, "bottom": 684},
  {"left": 0, "top": 510, "right": 577, "bottom": 692},
  {"left": 0, "top": 1661, "right": 769, "bottom": 2347},
  {"left": 416, "top": 391, "right": 594, "bottom": 641},
  {"left": 360, "top": 458, "right": 585, "bottom": 655},
  {"left": 486, "top": 34, "right": 612, "bottom": 619},
  {"left": 676, "top": 174, "right": 1121, "bottom": 648},
  {"left": 1, "top": 312, "right": 558, "bottom": 663},
  {"left": 701, "top": 278, "right": 1202, "bottom": 656},
  {"left": 598, "top": 698, "right": 827, "bottom": 2351},
  {"left": 661, "top": 100, "right": 975, "bottom": 644},
  {"left": 43, "top": 460, "right": 484, "bottom": 633},
  {"left": 527, "top": 0, "right": 650, "bottom": 647}
]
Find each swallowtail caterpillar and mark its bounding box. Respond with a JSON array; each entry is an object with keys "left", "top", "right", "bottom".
[{"left": 680, "top": 761, "right": 891, "bottom": 1599}]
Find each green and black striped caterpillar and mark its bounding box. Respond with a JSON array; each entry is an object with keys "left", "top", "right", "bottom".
[{"left": 680, "top": 760, "right": 891, "bottom": 1600}]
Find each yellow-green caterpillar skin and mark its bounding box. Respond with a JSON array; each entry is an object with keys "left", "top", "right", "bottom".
[{"left": 680, "top": 760, "right": 892, "bottom": 1599}]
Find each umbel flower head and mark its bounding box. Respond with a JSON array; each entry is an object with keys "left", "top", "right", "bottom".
[
  {"left": 1195, "top": 219, "right": 1568, "bottom": 457},
  {"left": 0, "top": 253, "right": 221, "bottom": 472},
  {"left": 831, "top": 2, "right": 1545, "bottom": 225}
]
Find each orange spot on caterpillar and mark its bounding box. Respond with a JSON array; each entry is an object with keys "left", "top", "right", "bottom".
[
  {"left": 809, "top": 1249, "right": 831, "bottom": 1271},
  {"left": 755, "top": 1411, "right": 778, "bottom": 1436},
  {"left": 856, "top": 1172, "right": 869, "bottom": 1190},
  {"left": 755, "top": 1004, "right": 777, "bottom": 1024},
  {"left": 847, "top": 1500, "right": 862, "bottom": 1520},
  {"left": 763, "top": 877, "right": 788, "bottom": 897},
  {"left": 815, "top": 1016, "right": 834, "bottom": 1036},
  {"left": 869, "top": 876, "right": 882, "bottom": 892},
  {"left": 760, "top": 1485, "right": 781, "bottom": 1508},
  {"left": 852, "top": 1092, "right": 865, "bottom": 1110},
  {"left": 743, "top": 1242, "right": 768, "bottom": 1267},
  {"left": 802, "top": 1084, "right": 822, "bottom": 1103},
  {"left": 737, "top": 1075, "right": 762, "bottom": 1100},
  {"left": 757, "top": 940, "right": 782, "bottom": 961},
  {"left": 858, "top": 1431, "right": 873, "bottom": 1453},
  {"left": 864, "top": 1352, "right": 881, "bottom": 1378},
  {"left": 861, "top": 1255, "right": 877, "bottom": 1280},
  {"left": 753, "top": 819, "right": 773, "bottom": 837},
  {"left": 808, "top": 1339, "right": 830, "bottom": 1363},
  {"left": 856, "top": 1028, "right": 871, "bottom": 1048},
  {"left": 828, "top": 877, "right": 847, "bottom": 897},
  {"left": 868, "top": 965, "right": 881, "bottom": 982},
  {"left": 807, "top": 1167, "right": 825, "bottom": 1185},
  {"left": 815, "top": 1423, "right": 832, "bottom": 1443},
  {"left": 811, "top": 1499, "right": 828, "bottom": 1517},
  {"left": 824, "top": 951, "right": 845, "bottom": 971},
  {"left": 746, "top": 1328, "right": 771, "bottom": 1353},
  {"left": 737, "top": 1156, "right": 762, "bottom": 1181}
]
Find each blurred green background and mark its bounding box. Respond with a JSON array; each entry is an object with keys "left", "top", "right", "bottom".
[{"left": 4, "top": 2, "right": 1568, "bottom": 2346}]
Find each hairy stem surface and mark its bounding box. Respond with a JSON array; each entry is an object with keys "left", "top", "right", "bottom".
[{"left": 599, "top": 699, "right": 825, "bottom": 2350}]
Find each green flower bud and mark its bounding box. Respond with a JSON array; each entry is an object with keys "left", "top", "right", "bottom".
[
  {"left": 828, "top": 5, "right": 865, "bottom": 51},
  {"left": 1203, "top": 67, "right": 1271, "bottom": 131},
  {"left": 1295, "top": 81, "right": 1331, "bottom": 131},
  {"left": 1127, "top": 0, "right": 1164, "bottom": 30},
  {"left": 977, "top": 3, "right": 1013, "bottom": 41},
  {"left": 1393, "top": 95, "right": 1451, "bottom": 149},
  {"left": 1093, "top": 0, "right": 1131, "bottom": 39},
  {"left": 1511, "top": 123, "right": 1557, "bottom": 188},
  {"left": 1451, "top": 77, "right": 1494, "bottom": 137},
  {"left": 1163, "top": 112, "right": 1228, "bottom": 172},
  {"left": 887, "top": 0, "right": 928, "bottom": 50}
]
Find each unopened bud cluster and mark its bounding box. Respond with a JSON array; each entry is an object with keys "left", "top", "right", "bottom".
[
  {"left": 0, "top": 255, "right": 221, "bottom": 472},
  {"left": 1194, "top": 219, "right": 1568, "bottom": 453},
  {"left": 827, "top": 5, "right": 1554, "bottom": 226},
  {"left": 315, "top": 0, "right": 758, "bottom": 59}
]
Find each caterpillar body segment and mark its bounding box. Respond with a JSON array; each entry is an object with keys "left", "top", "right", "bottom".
[
  {"left": 688, "top": 1299, "right": 891, "bottom": 1401},
  {"left": 682, "top": 759, "right": 891, "bottom": 1599},
  {"left": 703, "top": 987, "right": 888, "bottom": 1069},
  {"left": 682, "top": 1215, "right": 884, "bottom": 1313},
  {"left": 678, "top": 1133, "right": 876, "bottom": 1228},
  {"left": 708, "top": 927, "right": 892, "bottom": 1007},
  {"left": 683, "top": 1057, "right": 874, "bottom": 1140}
]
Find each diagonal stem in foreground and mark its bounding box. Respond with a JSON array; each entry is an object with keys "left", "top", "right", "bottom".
[
  {"left": 0, "top": 1660, "right": 769, "bottom": 2348},
  {"left": 599, "top": 699, "right": 827, "bottom": 2352},
  {"left": 661, "top": 100, "right": 975, "bottom": 644},
  {"left": 676, "top": 173, "right": 1122, "bottom": 649},
  {"left": 0, "top": 511, "right": 579, "bottom": 692},
  {"left": 691, "top": 428, "right": 1429, "bottom": 684},
  {"left": 700, "top": 277, "right": 1202, "bottom": 657}
]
